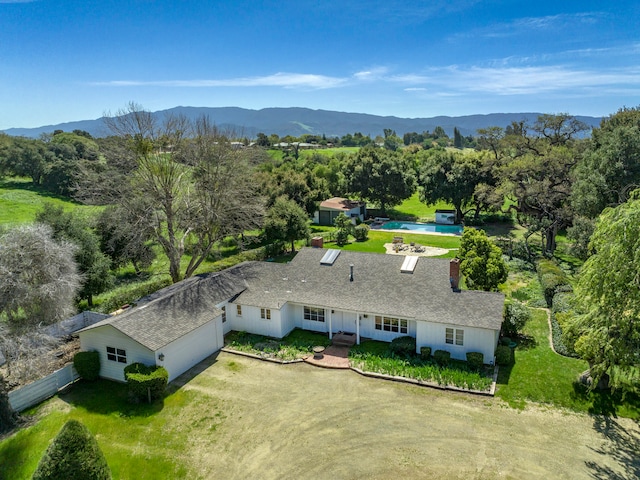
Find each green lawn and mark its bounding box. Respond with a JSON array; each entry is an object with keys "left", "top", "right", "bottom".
[
  {"left": 388, "top": 192, "right": 454, "bottom": 222},
  {"left": 314, "top": 229, "right": 460, "bottom": 258},
  {"left": 0, "top": 381, "right": 193, "bottom": 480},
  {"left": 495, "top": 309, "right": 640, "bottom": 418},
  {"left": 0, "top": 178, "right": 101, "bottom": 225}
]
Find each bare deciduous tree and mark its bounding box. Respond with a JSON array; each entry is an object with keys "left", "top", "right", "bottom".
[
  {"left": 0, "top": 224, "right": 82, "bottom": 328},
  {"left": 105, "top": 105, "right": 265, "bottom": 283}
]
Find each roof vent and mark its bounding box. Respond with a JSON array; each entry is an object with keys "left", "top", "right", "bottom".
[
  {"left": 320, "top": 249, "right": 340, "bottom": 265},
  {"left": 349, "top": 264, "right": 354, "bottom": 282},
  {"left": 400, "top": 255, "right": 419, "bottom": 273}
]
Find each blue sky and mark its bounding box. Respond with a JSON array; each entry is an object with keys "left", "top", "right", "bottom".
[{"left": 1, "top": 0, "right": 639, "bottom": 129}]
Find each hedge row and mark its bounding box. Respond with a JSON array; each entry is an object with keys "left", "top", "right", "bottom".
[
  {"left": 549, "top": 291, "right": 579, "bottom": 357},
  {"left": 536, "top": 259, "right": 572, "bottom": 307}
]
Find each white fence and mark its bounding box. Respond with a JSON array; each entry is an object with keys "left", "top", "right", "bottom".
[
  {"left": 8, "top": 363, "right": 79, "bottom": 412},
  {"left": 43, "top": 311, "right": 109, "bottom": 338}
]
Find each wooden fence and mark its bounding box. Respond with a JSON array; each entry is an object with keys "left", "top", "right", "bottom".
[{"left": 8, "top": 363, "right": 79, "bottom": 412}]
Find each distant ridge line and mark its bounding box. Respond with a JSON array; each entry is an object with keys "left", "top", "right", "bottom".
[{"left": 2, "top": 106, "right": 602, "bottom": 139}]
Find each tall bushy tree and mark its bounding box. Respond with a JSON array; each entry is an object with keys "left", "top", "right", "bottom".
[
  {"left": 32, "top": 419, "right": 111, "bottom": 480},
  {"left": 572, "top": 106, "right": 640, "bottom": 218},
  {"left": 263, "top": 196, "right": 310, "bottom": 253},
  {"left": 417, "top": 149, "right": 495, "bottom": 222},
  {"left": 343, "top": 146, "right": 415, "bottom": 215},
  {"left": 0, "top": 224, "right": 81, "bottom": 327},
  {"left": 105, "top": 107, "right": 264, "bottom": 283},
  {"left": 570, "top": 192, "right": 640, "bottom": 392},
  {"left": 36, "top": 204, "right": 113, "bottom": 307},
  {"left": 458, "top": 228, "right": 508, "bottom": 291}
]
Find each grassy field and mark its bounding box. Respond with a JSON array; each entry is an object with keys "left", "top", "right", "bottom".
[
  {"left": 388, "top": 192, "right": 455, "bottom": 222},
  {"left": 2, "top": 352, "right": 638, "bottom": 479},
  {"left": 0, "top": 178, "right": 101, "bottom": 225}
]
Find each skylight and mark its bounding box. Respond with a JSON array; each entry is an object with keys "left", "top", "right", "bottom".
[
  {"left": 400, "top": 255, "right": 419, "bottom": 273},
  {"left": 320, "top": 249, "right": 341, "bottom": 266}
]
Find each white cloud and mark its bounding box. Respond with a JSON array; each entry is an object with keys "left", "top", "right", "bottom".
[{"left": 92, "top": 72, "right": 347, "bottom": 89}]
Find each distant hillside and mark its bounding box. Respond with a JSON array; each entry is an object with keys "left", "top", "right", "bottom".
[{"left": 2, "top": 107, "right": 602, "bottom": 139}]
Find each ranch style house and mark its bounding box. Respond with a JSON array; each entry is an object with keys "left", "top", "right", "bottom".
[{"left": 79, "top": 248, "right": 505, "bottom": 383}]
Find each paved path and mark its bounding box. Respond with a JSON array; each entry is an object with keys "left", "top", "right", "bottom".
[{"left": 303, "top": 345, "right": 350, "bottom": 369}]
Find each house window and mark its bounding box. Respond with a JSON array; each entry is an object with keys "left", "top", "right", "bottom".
[
  {"left": 304, "top": 306, "right": 325, "bottom": 322},
  {"left": 446, "top": 328, "right": 464, "bottom": 346},
  {"left": 261, "top": 308, "right": 271, "bottom": 320},
  {"left": 106, "top": 346, "right": 127, "bottom": 363},
  {"left": 236, "top": 305, "right": 242, "bottom": 316},
  {"left": 375, "top": 316, "right": 408, "bottom": 333},
  {"left": 221, "top": 306, "right": 226, "bottom": 323}
]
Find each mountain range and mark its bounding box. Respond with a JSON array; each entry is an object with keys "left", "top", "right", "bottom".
[{"left": 2, "top": 107, "right": 602, "bottom": 139}]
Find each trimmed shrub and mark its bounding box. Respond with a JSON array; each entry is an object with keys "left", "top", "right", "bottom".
[
  {"left": 124, "top": 363, "right": 168, "bottom": 403},
  {"left": 32, "top": 419, "right": 111, "bottom": 480},
  {"left": 419, "top": 346, "right": 431, "bottom": 361},
  {"left": 335, "top": 228, "right": 349, "bottom": 246},
  {"left": 353, "top": 224, "right": 370, "bottom": 242},
  {"left": 466, "top": 352, "right": 484, "bottom": 370},
  {"left": 73, "top": 351, "right": 100, "bottom": 381},
  {"left": 536, "top": 259, "right": 571, "bottom": 307},
  {"left": 389, "top": 336, "right": 416, "bottom": 357},
  {"left": 495, "top": 345, "right": 512, "bottom": 365},
  {"left": 433, "top": 350, "right": 451, "bottom": 366},
  {"left": 502, "top": 300, "right": 532, "bottom": 337}
]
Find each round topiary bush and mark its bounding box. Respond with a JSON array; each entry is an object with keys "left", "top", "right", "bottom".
[
  {"left": 124, "top": 363, "right": 168, "bottom": 403},
  {"left": 419, "top": 346, "right": 431, "bottom": 361},
  {"left": 466, "top": 352, "right": 484, "bottom": 371},
  {"left": 32, "top": 419, "right": 111, "bottom": 480},
  {"left": 433, "top": 349, "right": 451, "bottom": 366},
  {"left": 495, "top": 345, "right": 513, "bottom": 366},
  {"left": 353, "top": 224, "right": 370, "bottom": 242},
  {"left": 73, "top": 351, "right": 100, "bottom": 381}
]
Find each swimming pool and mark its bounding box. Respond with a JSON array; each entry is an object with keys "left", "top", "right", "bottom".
[{"left": 379, "top": 221, "right": 463, "bottom": 235}]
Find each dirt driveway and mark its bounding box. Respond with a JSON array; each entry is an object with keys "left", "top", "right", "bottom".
[{"left": 176, "top": 352, "right": 638, "bottom": 480}]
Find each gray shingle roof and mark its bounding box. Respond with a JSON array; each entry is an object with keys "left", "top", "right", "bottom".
[
  {"left": 82, "top": 248, "right": 505, "bottom": 349},
  {"left": 80, "top": 262, "right": 265, "bottom": 350},
  {"left": 235, "top": 248, "right": 504, "bottom": 330}
]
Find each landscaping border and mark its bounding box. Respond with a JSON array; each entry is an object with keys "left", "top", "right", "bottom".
[{"left": 223, "top": 347, "right": 497, "bottom": 396}]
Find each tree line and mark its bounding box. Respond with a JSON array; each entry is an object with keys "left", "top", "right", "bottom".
[{"left": 1, "top": 103, "right": 640, "bottom": 395}]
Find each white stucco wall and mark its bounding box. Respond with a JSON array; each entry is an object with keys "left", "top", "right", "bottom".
[
  {"left": 79, "top": 326, "right": 155, "bottom": 382},
  {"left": 157, "top": 318, "right": 223, "bottom": 382},
  {"left": 415, "top": 322, "right": 497, "bottom": 363}
]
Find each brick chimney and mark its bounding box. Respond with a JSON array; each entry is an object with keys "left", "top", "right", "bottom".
[
  {"left": 449, "top": 258, "right": 460, "bottom": 291},
  {"left": 311, "top": 236, "right": 324, "bottom": 248}
]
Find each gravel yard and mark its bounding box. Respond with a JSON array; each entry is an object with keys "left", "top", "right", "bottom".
[{"left": 172, "top": 352, "right": 638, "bottom": 480}]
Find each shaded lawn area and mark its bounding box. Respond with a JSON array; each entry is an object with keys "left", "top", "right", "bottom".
[
  {"left": 496, "top": 309, "right": 640, "bottom": 418},
  {"left": 0, "top": 177, "right": 102, "bottom": 225},
  {"left": 0, "top": 380, "right": 194, "bottom": 480}
]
